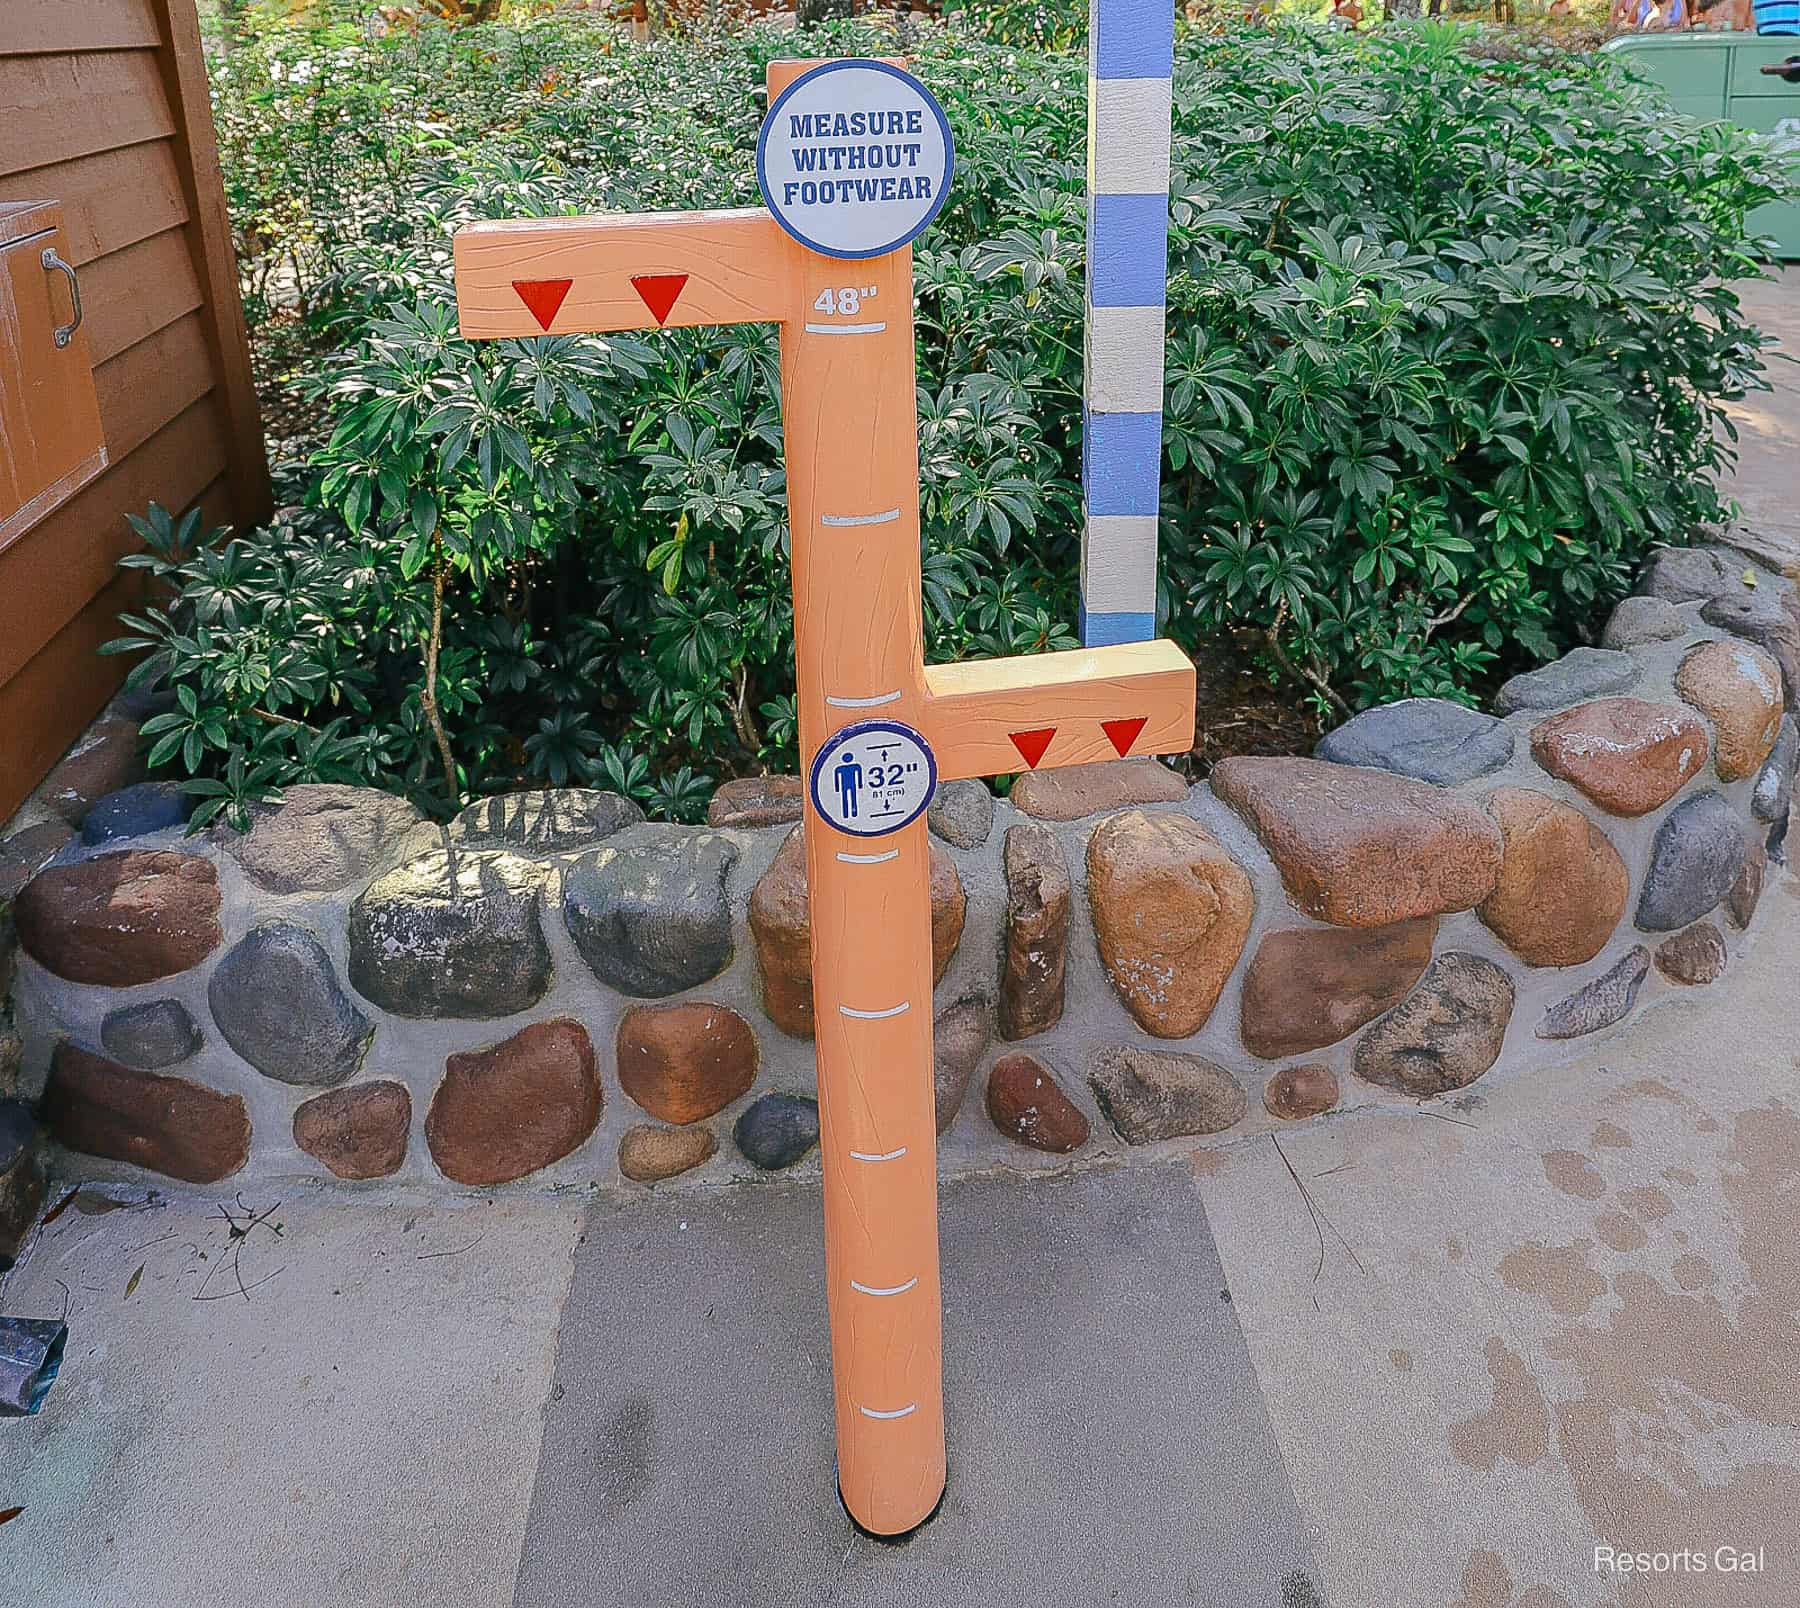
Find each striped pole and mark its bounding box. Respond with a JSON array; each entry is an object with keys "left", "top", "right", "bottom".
[{"left": 1080, "top": 0, "right": 1175, "bottom": 649}]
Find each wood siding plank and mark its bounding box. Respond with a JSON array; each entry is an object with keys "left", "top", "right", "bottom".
[
  {"left": 0, "top": 0, "right": 164, "bottom": 57},
  {"left": 0, "top": 140, "right": 189, "bottom": 267},
  {"left": 95, "top": 308, "right": 215, "bottom": 463},
  {"left": 0, "top": 51, "right": 176, "bottom": 176},
  {"left": 80, "top": 226, "right": 204, "bottom": 366}
]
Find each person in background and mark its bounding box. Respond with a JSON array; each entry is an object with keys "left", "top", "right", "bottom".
[{"left": 1754, "top": 0, "right": 1800, "bottom": 30}]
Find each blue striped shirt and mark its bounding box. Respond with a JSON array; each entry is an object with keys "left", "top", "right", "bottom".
[{"left": 1755, "top": 0, "right": 1800, "bottom": 33}]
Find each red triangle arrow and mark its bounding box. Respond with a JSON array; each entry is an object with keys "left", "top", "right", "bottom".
[
  {"left": 631, "top": 273, "right": 689, "bottom": 327},
  {"left": 512, "top": 278, "right": 573, "bottom": 332},
  {"left": 1102, "top": 716, "right": 1148, "bottom": 758},
  {"left": 1009, "top": 728, "right": 1056, "bottom": 769}
]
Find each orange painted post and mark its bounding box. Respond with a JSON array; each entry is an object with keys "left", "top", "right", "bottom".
[{"left": 453, "top": 57, "right": 1196, "bottom": 1538}]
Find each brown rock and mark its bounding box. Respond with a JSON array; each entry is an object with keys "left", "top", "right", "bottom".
[
  {"left": 1000, "top": 824, "right": 1070, "bottom": 1040},
  {"left": 1086, "top": 810, "right": 1253, "bottom": 1038},
  {"left": 41, "top": 1044, "right": 249, "bottom": 1183},
  {"left": 1726, "top": 842, "right": 1766, "bottom": 931},
  {"left": 1087, "top": 1044, "right": 1248, "bottom": 1143},
  {"left": 15, "top": 850, "right": 223, "bottom": 986},
  {"left": 618, "top": 1123, "right": 716, "bottom": 1183},
  {"left": 1352, "top": 953, "right": 1515, "bottom": 1098},
  {"left": 1476, "top": 788, "right": 1629, "bottom": 967},
  {"left": 1674, "top": 640, "right": 1783, "bottom": 782},
  {"left": 1528, "top": 699, "right": 1708, "bottom": 817},
  {"left": 1010, "top": 757, "right": 1187, "bottom": 822},
  {"left": 1210, "top": 757, "right": 1504, "bottom": 928},
  {"left": 1654, "top": 923, "right": 1727, "bottom": 986},
  {"left": 706, "top": 775, "right": 804, "bottom": 829},
  {"left": 986, "top": 1053, "right": 1089, "bottom": 1153},
  {"left": 0, "top": 1102, "right": 45, "bottom": 1266},
  {"left": 0, "top": 819, "right": 73, "bottom": 902},
  {"left": 933, "top": 993, "right": 994, "bottom": 1133},
  {"left": 1263, "top": 1064, "right": 1340, "bottom": 1121},
  {"left": 426, "top": 1019, "right": 601, "bottom": 1186},
  {"left": 1239, "top": 919, "right": 1437, "bottom": 1059},
  {"left": 616, "top": 1001, "right": 757, "bottom": 1124},
  {"left": 293, "top": 1082, "right": 411, "bottom": 1180},
  {"left": 36, "top": 719, "right": 144, "bottom": 824},
  {"left": 748, "top": 825, "right": 964, "bottom": 1038}
]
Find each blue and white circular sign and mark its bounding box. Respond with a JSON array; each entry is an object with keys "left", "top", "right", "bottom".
[
  {"left": 757, "top": 60, "right": 954, "bottom": 261},
  {"left": 808, "top": 719, "right": 937, "bottom": 837}
]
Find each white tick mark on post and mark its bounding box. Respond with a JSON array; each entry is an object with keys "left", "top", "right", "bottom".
[
  {"left": 837, "top": 850, "right": 900, "bottom": 865},
  {"left": 850, "top": 1277, "right": 919, "bottom": 1297},
  {"left": 850, "top": 1146, "right": 907, "bottom": 1162},
  {"left": 805, "top": 321, "right": 887, "bottom": 336},
  {"left": 825, "top": 690, "right": 903, "bottom": 708},
  {"left": 820, "top": 509, "right": 901, "bottom": 527},
  {"left": 839, "top": 1002, "right": 910, "bottom": 1019},
  {"left": 858, "top": 1403, "right": 918, "bottom": 1420}
]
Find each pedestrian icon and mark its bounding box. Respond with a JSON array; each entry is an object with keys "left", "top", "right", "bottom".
[
  {"left": 834, "top": 750, "right": 863, "bottom": 819},
  {"left": 808, "top": 719, "right": 936, "bottom": 838}
]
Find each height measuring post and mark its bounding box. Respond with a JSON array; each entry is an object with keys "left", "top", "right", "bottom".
[{"left": 454, "top": 58, "right": 1195, "bottom": 1537}]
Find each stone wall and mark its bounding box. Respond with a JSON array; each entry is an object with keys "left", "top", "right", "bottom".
[{"left": 1, "top": 546, "right": 1794, "bottom": 1203}]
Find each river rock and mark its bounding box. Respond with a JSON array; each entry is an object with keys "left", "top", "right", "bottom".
[
  {"left": 214, "top": 783, "right": 422, "bottom": 893},
  {"left": 1528, "top": 699, "right": 1708, "bottom": 817},
  {"left": 1239, "top": 918, "right": 1438, "bottom": 1058},
  {"left": 928, "top": 778, "right": 995, "bottom": 849},
  {"left": 1753, "top": 716, "right": 1797, "bottom": 823},
  {"left": 1010, "top": 758, "right": 1187, "bottom": 821},
  {"left": 1674, "top": 640, "right": 1783, "bottom": 781},
  {"left": 1495, "top": 649, "right": 1641, "bottom": 715},
  {"left": 563, "top": 825, "right": 739, "bottom": 998},
  {"left": 36, "top": 719, "right": 144, "bottom": 824},
  {"left": 1537, "top": 946, "right": 1652, "bottom": 1040},
  {"left": 292, "top": 1082, "right": 411, "bottom": 1180},
  {"left": 616, "top": 1001, "right": 757, "bottom": 1124},
  {"left": 1699, "top": 587, "right": 1800, "bottom": 709},
  {"left": 1210, "top": 757, "right": 1503, "bottom": 928},
  {"left": 1476, "top": 788, "right": 1628, "bottom": 967},
  {"left": 1726, "top": 842, "right": 1766, "bottom": 930},
  {"left": 1263, "top": 1064, "right": 1340, "bottom": 1121},
  {"left": 41, "top": 1044, "right": 249, "bottom": 1184},
  {"left": 0, "top": 820, "right": 73, "bottom": 902},
  {"left": 80, "top": 782, "right": 188, "bottom": 845},
  {"left": 0, "top": 1101, "right": 44, "bottom": 1268},
  {"left": 618, "top": 1123, "right": 716, "bottom": 1183},
  {"left": 1602, "top": 595, "right": 1689, "bottom": 650},
  {"left": 1654, "top": 923, "right": 1727, "bottom": 986},
  {"left": 706, "top": 776, "right": 803, "bottom": 829},
  {"left": 1086, "top": 810, "right": 1254, "bottom": 1037},
  {"left": 1315, "top": 698, "right": 1513, "bottom": 784},
  {"left": 1086, "top": 1045, "right": 1248, "bottom": 1144},
  {"left": 1000, "top": 824, "right": 1069, "bottom": 1039},
  {"left": 99, "top": 999, "right": 202, "bottom": 1070},
  {"left": 733, "top": 1092, "right": 819, "bottom": 1170},
  {"left": 933, "top": 992, "right": 994, "bottom": 1133},
  {"left": 349, "top": 847, "right": 551, "bottom": 1018},
  {"left": 1640, "top": 545, "right": 1753, "bottom": 605},
  {"left": 1635, "top": 790, "right": 1746, "bottom": 932},
  {"left": 986, "top": 1054, "right": 1090, "bottom": 1153},
  {"left": 449, "top": 788, "right": 641, "bottom": 853},
  {"left": 1352, "top": 953, "right": 1515, "bottom": 1097},
  {"left": 209, "top": 922, "right": 373, "bottom": 1086},
  {"left": 426, "top": 1019, "right": 601, "bottom": 1186},
  {"left": 748, "top": 826, "right": 964, "bottom": 1037},
  {"left": 15, "top": 850, "right": 222, "bottom": 986}
]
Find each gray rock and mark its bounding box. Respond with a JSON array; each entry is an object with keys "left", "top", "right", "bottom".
[
  {"left": 0, "top": 820, "right": 73, "bottom": 902},
  {"left": 1353, "top": 952, "right": 1514, "bottom": 1097},
  {"left": 563, "top": 825, "right": 739, "bottom": 998},
  {"left": 209, "top": 921, "right": 373, "bottom": 1085},
  {"left": 1752, "top": 715, "right": 1797, "bottom": 824},
  {"left": 100, "top": 999, "right": 202, "bottom": 1070},
  {"left": 80, "top": 781, "right": 188, "bottom": 845},
  {"left": 348, "top": 847, "right": 551, "bottom": 1019},
  {"left": 732, "top": 1092, "right": 819, "bottom": 1170},
  {"left": 933, "top": 993, "right": 994, "bottom": 1133},
  {"left": 448, "top": 788, "right": 642, "bottom": 853},
  {"left": 1699, "top": 588, "right": 1799, "bottom": 710},
  {"left": 1495, "top": 649, "right": 1640, "bottom": 715},
  {"left": 216, "top": 784, "right": 423, "bottom": 894},
  {"left": 927, "top": 779, "right": 995, "bottom": 850},
  {"left": 1639, "top": 545, "right": 1759, "bottom": 605},
  {"left": 1315, "top": 698, "right": 1513, "bottom": 786},
  {"left": 1537, "top": 947, "right": 1652, "bottom": 1040},
  {"left": 1086, "top": 1045, "right": 1248, "bottom": 1144},
  {"left": 1602, "top": 596, "right": 1689, "bottom": 650},
  {"left": 1635, "top": 790, "right": 1746, "bottom": 933}
]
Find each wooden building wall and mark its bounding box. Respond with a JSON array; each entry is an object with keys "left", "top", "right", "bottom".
[{"left": 0, "top": 0, "right": 270, "bottom": 821}]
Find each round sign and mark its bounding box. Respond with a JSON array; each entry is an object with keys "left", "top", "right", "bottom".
[
  {"left": 807, "top": 719, "right": 937, "bottom": 838},
  {"left": 757, "top": 60, "right": 954, "bottom": 262}
]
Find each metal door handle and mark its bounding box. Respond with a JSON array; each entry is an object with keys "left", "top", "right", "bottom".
[
  {"left": 40, "top": 247, "right": 82, "bottom": 349},
  {"left": 1759, "top": 57, "right": 1800, "bottom": 83}
]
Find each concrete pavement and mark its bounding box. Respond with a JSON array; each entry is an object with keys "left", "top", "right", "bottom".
[{"left": 1720, "top": 269, "right": 1799, "bottom": 578}]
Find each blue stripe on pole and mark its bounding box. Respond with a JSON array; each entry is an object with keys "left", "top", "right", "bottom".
[
  {"left": 1087, "top": 194, "right": 1169, "bottom": 308},
  {"left": 1083, "top": 409, "right": 1163, "bottom": 517},
  {"left": 1090, "top": 0, "right": 1175, "bottom": 79},
  {"left": 1080, "top": 606, "right": 1159, "bottom": 647}
]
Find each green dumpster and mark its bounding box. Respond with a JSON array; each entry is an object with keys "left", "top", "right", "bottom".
[{"left": 1603, "top": 33, "right": 1800, "bottom": 257}]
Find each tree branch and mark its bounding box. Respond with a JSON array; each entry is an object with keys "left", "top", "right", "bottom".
[
  {"left": 419, "top": 536, "right": 460, "bottom": 805},
  {"left": 1266, "top": 598, "right": 1351, "bottom": 719}
]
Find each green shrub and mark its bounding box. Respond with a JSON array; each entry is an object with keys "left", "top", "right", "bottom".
[{"left": 111, "top": 13, "right": 1792, "bottom": 822}]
